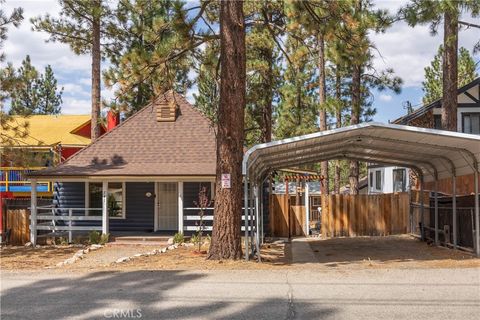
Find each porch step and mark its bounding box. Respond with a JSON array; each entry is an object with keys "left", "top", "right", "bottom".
[{"left": 112, "top": 236, "right": 172, "bottom": 242}]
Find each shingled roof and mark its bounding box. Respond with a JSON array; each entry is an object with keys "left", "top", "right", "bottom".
[{"left": 31, "top": 92, "right": 216, "bottom": 178}]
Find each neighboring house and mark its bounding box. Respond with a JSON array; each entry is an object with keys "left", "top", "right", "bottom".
[
  {"left": 339, "top": 176, "right": 368, "bottom": 195},
  {"left": 1, "top": 115, "right": 106, "bottom": 197},
  {"left": 367, "top": 166, "right": 409, "bottom": 194},
  {"left": 367, "top": 77, "right": 480, "bottom": 194},
  {"left": 29, "top": 92, "right": 217, "bottom": 234}
]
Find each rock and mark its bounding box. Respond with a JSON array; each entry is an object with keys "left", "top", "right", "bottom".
[
  {"left": 63, "top": 257, "right": 77, "bottom": 265},
  {"left": 184, "top": 243, "right": 194, "bottom": 247},
  {"left": 83, "top": 248, "right": 90, "bottom": 254},
  {"left": 160, "top": 248, "right": 167, "bottom": 253},
  {"left": 173, "top": 244, "right": 178, "bottom": 249},
  {"left": 56, "top": 262, "right": 64, "bottom": 267},
  {"left": 167, "top": 238, "right": 174, "bottom": 245},
  {"left": 115, "top": 257, "right": 130, "bottom": 263},
  {"left": 133, "top": 253, "right": 143, "bottom": 258},
  {"left": 24, "top": 242, "right": 33, "bottom": 247},
  {"left": 90, "top": 244, "right": 102, "bottom": 250}
]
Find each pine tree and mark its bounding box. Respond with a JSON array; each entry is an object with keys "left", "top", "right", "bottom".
[
  {"left": 37, "top": 65, "right": 63, "bottom": 115},
  {"left": 104, "top": 0, "right": 196, "bottom": 116},
  {"left": 207, "top": 0, "right": 245, "bottom": 260},
  {"left": 31, "top": 0, "right": 112, "bottom": 140},
  {"left": 401, "top": 0, "right": 480, "bottom": 131},
  {"left": 422, "top": 46, "right": 478, "bottom": 104},
  {"left": 8, "top": 55, "right": 39, "bottom": 115},
  {"left": 7, "top": 56, "right": 63, "bottom": 115}
]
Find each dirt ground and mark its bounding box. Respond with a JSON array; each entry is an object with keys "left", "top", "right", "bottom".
[
  {"left": 0, "top": 245, "right": 79, "bottom": 270},
  {"left": 1, "top": 235, "right": 478, "bottom": 272},
  {"left": 306, "top": 235, "right": 480, "bottom": 270}
]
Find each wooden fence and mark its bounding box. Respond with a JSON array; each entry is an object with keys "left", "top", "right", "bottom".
[
  {"left": 321, "top": 193, "right": 410, "bottom": 237},
  {"left": 5, "top": 209, "right": 30, "bottom": 245}
]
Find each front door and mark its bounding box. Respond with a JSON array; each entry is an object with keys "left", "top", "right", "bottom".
[{"left": 156, "top": 182, "right": 178, "bottom": 231}]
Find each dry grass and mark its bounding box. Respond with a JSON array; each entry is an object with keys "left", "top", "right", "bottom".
[{"left": 0, "top": 245, "right": 79, "bottom": 270}]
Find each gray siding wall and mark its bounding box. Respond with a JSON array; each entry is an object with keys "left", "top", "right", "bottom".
[
  {"left": 110, "top": 182, "right": 155, "bottom": 231},
  {"left": 54, "top": 182, "right": 85, "bottom": 215},
  {"left": 183, "top": 182, "right": 212, "bottom": 235}
]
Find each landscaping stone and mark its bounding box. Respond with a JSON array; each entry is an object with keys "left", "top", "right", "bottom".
[
  {"left": 115, "top": 257, "right": 130, "bottom": 263},
  {"left": 167, "top": 238, "right": 174, "bottom": 245},
  {"left": 24, "top": 242, "right": 32, "bottom": 247}
]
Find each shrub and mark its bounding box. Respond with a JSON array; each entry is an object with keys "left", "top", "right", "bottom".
[
  {"left": 190, "top": 233, "right": 200, "bottom": 246},
  {"left": 173, "top": 232, "right": 184, "bottom": 244},
  {"left": 88, "top": 231, "right": 101, "bottom": 244},
  {"left": 88, "top": 231, "right": 109, "bottom": 245}
]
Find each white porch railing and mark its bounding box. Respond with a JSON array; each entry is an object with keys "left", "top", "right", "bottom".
[
  {"left": 31, "top": 205, "right": 103, "bottom": 243},
  {"left": 182, "top": 207, "right": 255, "bottom": 232}
]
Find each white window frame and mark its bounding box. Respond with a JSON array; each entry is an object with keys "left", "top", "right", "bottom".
[
  {"left": 375, "top": 170, "right": 383, "bottom": 191},
  {"left": 85, "top": 181, "right": 126, "bottom": 219}
]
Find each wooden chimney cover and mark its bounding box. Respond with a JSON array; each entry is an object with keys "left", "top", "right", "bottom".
[{"left": 156, "top": 100, "right": 177, "bottom": 122}]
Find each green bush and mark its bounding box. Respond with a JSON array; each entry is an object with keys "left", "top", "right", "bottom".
[
  {"left": 190, "top": 233, "right": 200, "bottom": 245},
  {"left": 173, "top": 232, "right": 184, "bottom": 244},
  {"left": 88, "top": 231, "right": 109, "bottom": 245},
  {"left": 88, "top": 231, "right": 101, "bottom": 244}
]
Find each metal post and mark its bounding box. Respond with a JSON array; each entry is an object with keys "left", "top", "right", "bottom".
[
  {"left": 259, "top": 182, "right": 264, "bottom": 245},
  {"left": 244, "top": 177, "right": 249, "bottom": 261},
  {"left": 68, "top": 209, "right": 73, "bottom": 243},
  {"left": 452, "top": 176, "right": 457, "bottom": 249},
  {"left": 434, "top": 180, "right": 439, "bottom": 246},
  {"left": 249, "top": 184, "right": 255, "bottom": 254},
  {"left": 305, "top": 182, "right": 310, "bottom": 236},
  {"left": 30, "top": 179, "right": 37, "bottom": 246},
  {"left": 254, "top": 185, "right": 261, "bottom": 262},
  {"left": 474, "top": 171, "right": 479, "bottom": 256},
  {"left": 420, "top": 176, "right": 425, "bottom": 241},
  {"left": 102, "top": 181, "right": 109, "bottom": 235}
]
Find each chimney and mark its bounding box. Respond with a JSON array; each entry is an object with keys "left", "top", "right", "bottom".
[
  {"left": 106, "top": 110, "right": 120, "bottom": 132},
  {"left": 156, "top": 100, "right": 177, "bottom": 122}
]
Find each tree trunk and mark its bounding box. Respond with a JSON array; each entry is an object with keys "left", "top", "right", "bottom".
[
  {"left": 91, "top": 0, "right": 101, "bottom": 141},
  {"left": 349, "top": 63, "right": 361, "bottom": 195},
  {"left": 207, "top": 0, "right": 245, "bottom": 260},
  {"left": 318, "top": 32, "right": 329, "bottom": 195},
  {"left": 334, "top": 69, "right": 342, "bottom": 194},
  {"left": 442, "top": 8, "right": 458, "bottom": 131}
]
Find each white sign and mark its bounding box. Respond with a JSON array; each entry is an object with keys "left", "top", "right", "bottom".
[{"left": 221, "top": 174, "right": 231, "bottom": 188}]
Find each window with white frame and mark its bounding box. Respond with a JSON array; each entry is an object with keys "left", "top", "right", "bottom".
[
  {"left": 375, "top": 170, "right": 382, "bottom": 191},
  {"left": 462, "top": 113, "right": 480, "bottom": 135},
  {"left": 392, "top": 169, "right": 406, "bottom": 193},
  {"left": 86, "top": 182, "right": 125, "bottom": 218}
]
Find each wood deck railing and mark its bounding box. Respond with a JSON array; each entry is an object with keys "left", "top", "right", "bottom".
[{"left": 0, "top": 167, "right": 52, "bottom": 194}]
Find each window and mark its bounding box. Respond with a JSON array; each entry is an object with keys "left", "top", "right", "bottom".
[
  {"left": 86, "top": 182, "right": 125, "bottom": 218},
  {"left": 375, "top": 170, "right": 382, "bottom": 191},
  {"left": 369, "top": 172, "right": 374, "bottom": 190},
  {"left": 393, "top": 169, "right": 406, "bottom": 193},
  {"left": 433, "top": 114, "right": 442, "bottom": 129},
  {"left": 462, "top": 113, "right": 480, "bottom": 135}
]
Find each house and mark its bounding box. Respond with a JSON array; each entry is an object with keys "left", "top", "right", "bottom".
[
  {"left": 1, "top": 115, "right": 106, "bottom": 197},
  {"left": 367, "top": 77, "right": 480, "bottom": 194},
  {"left": 29, "top": 92, "right": 216, "bottom": 235}
]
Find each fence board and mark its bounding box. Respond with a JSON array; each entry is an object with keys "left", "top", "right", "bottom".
[
  {"left": 6, "top": 209, "right": 30, "bottom": 245},
  {"left": 322, "top": 193, "right": 409, "bottom": 237}
]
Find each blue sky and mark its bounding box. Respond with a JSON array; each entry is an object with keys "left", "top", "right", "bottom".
[{"left": 2, "top": 0, "right": 479, "bottom": 123}]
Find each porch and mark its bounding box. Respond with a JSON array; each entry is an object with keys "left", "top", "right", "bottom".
[{"left": 28, "top": 179, "right": 215, "bottom": 245}]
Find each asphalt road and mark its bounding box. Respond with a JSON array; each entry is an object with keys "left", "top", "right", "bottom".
[{"left": 1, "top": 268, "right": 479, "bottom": 320}]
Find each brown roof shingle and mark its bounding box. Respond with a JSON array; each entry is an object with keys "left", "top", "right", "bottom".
[{"left": 31, "top": 92, "right": 216, "bottom": 178}]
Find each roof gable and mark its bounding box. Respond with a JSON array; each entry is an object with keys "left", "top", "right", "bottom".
[{"left": 32, "top": 92, "right": 217, "bottom": 177}]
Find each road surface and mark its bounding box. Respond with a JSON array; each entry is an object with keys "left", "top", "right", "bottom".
[{"left": 1, "top": 268, "right": 479, "bottom": 319}]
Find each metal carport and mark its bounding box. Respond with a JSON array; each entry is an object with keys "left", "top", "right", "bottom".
[{"left": 242, "top": 122, "right": 480, "bottom": 260}]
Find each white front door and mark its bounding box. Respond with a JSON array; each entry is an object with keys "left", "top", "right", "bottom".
[{"left": 156, "top": 182, "right": 178, "bottom": 231}]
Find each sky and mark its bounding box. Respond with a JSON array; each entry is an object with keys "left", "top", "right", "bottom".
[{"left": 2, "top": 0, "right": 479, "bottom": 123}]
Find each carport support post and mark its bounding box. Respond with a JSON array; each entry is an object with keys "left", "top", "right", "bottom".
[
  {"left": 420, "top": 177, "right": 425, "bottom": 241},
  {"left": 474, "top": 171, "right": 479, "bottom": 256},
  {"left": 102, "top": 181, "right": 109, "bottom": 235},
  {"left": 452, "top": 176, "right": 457, "bottom": 249},
  {"left": 305, "top": 182, "right": 310, "bottom": 236},
  {"left": 30, "top": 179, "right": 37, "bottom": 246},
  {"left": 244, "top": 177, "right": 249, "bottom": 261},
  {"left": 434, "top": 180, "right": 439, "bottom": 246},
  {"left": 254, "top": 185, "right": 261, "bottom": 262}
]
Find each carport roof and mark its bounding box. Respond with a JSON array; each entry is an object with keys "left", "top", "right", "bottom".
[{"left": 242, "top": 122, "right": 480, "bottom": 183}]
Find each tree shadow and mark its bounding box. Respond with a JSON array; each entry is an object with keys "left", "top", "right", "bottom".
[{"left": 0, "top": 270, "right": 337, "bottom": 320}]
